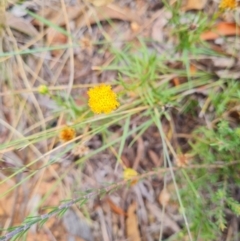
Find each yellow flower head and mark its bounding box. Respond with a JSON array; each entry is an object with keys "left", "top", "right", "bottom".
[
  {"left": 38, "top": 85, "right": 49, "bottom": 95},
  {"left": 59, "top": 126, "right": 76, "bottom": 142},
  {"left": 87, "top": 84, "right": 119, "bottom": 114},
  {"left": 219, "top": 0, "right": 237, "bottom": 10},
  {"left": 123, "top": 168, "right": 138, "bottom": 186}
]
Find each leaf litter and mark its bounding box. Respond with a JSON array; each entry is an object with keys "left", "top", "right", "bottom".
[{"left": 1, "top": 0, "right": 240, "bottom": 241}]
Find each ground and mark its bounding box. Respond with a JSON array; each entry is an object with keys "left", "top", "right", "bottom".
[{"left": 0, "top": 0, "right": 240, "bottom": 241}]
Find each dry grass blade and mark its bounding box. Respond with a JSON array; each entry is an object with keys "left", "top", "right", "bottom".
[
  {"left": 87, "top": 0, "right": 114, "bottom": 7},
  {"left": 0, "top": 0, "right": 6, "bottom": 38}
]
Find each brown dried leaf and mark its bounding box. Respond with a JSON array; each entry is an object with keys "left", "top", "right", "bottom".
[
  {"left": 0, "top": 183, "right": 13, "bottom": 217},
  {"left": 6, "top": 12, "right": 38, "bottom": 36},
  {"left": 106, "top": 197, "right": 127, "bottom": 216},
  {"left": 47, "top": 28, "right": 68, "bottom": 56},
  {"left": 172, "top": 77, "right": 180, "bottom": 86},
  {"left": 146, "top": 202, "right": 181, "bottom": 232},
  {"left": 121, "top": 155, "right": 131, "bottom": 168},
  {"left": 47, "top": 28, "right": 68, "bottom": 45},
  {"left": 158, "top": 188, "right": 170, "bottom": 207},
  {"left": 190, "top": 64, "right": 197, "bottom": 76},
  {"left": 126, "top": 202, "right": 141, "bottom": 241},
  {"left": 212, "top": 57, "right": 235, "bottom": 68},
  {"left": 33, "top": 6, "right": 83, "bottom": 26},
  {"left": 182, "top": 0, "right": 207, "bottom": 11},
  {"left": 201, "top": 22, "right": 240, "bottom": 40},
  {"left": 148, "top": 149, "right": 162, "bottom": 167},
  {"left": 97, "top": 5, "right": 142, "bottom": 23},
  {"left": 215, "top": 70, "right": 240, "bottom": 79},
  {"left": 76, "top": 5, "right": 142, "bottom": 29},
  {"left": 151, "top": 10, "right": 172, "bottom": 42}
]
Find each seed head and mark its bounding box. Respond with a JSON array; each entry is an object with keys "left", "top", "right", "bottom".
[{"left": 59, "top": 126, "right": 76, "bottom": 142}]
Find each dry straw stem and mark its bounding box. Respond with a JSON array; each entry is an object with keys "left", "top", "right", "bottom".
[
  {"left": 0, "top": 160, "right": 239, "bottom": 241},
  {"left": 0, "top": 0, "right": 6, "bottom": 35},
  {"left": 0, "top": 84, "right": 113, "bottom": 97}
]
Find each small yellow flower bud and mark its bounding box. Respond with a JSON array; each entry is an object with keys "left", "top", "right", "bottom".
[
  {"left": 123, "top": 168, "right": 138, "bottom": 186},
  {"left": 38, "top": 85, "right": 49, "bottom": 95}
]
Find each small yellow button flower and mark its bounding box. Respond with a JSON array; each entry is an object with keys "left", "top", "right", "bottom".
[
  {"left": 123, "top": 168, "right": 139, "bottom": 186},
  {"left": 38, "top": 85, "right": 49, "bottom": 95},
  {"left": 87, "top": 84, "right": 119, "bottom": 114},
  {"left": 219, "top": 0, "right": 237, "bottom": 10},
  {"left": 59, "top": 126, "right": 76, "bottom": 142}
]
